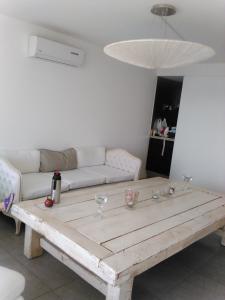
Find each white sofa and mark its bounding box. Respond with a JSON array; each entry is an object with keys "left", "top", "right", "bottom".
[
  {"left": 0, "top": 266, "right": 25, "bottom": 300},
  {"left": 0, "top": 146, "right": 141, "bottom": 233}
]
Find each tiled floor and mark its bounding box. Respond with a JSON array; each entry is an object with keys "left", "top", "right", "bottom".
[{"left": 1, "top": 214, "right": 225, "bottom": 300}]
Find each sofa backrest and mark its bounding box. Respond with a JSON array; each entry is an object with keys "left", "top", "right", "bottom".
[
  {"left": 0, "top": 149, "right": 40, "bottom": 174},
  {"left": 0, "top": 146, "right": 106, "bottom": 173},
  {"left": 75, "top": 146, "right": 105, "bottom": 168}
]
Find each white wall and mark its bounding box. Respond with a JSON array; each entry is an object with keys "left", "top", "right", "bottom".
[
  {"left": 0, "top": 14, "right": 156, "bottom": 173},
  {"left": 168, "top": 69, "right": 225, "bottom": 192}
]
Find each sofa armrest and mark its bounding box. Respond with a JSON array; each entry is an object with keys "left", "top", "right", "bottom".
[
  {"left": 106, "top": 149, "right": 142, "bottom": 180},
  {"left": 0, "top": 158, "right": 21, "bottom": 206}
]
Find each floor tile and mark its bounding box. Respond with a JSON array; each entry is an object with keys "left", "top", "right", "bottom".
[
  {"left": 34, "top": 291, "right": 61, "bottom": 300},
  {"left": 0, "top": 255, "right": 50, "bottom": 300},
  {"left": 0, "top": 243, "right": 12, "bottom": 260},
  {"left": 134, "top": 255, "right": 192, "bottom": 296},
  {"left": 0, "top": 231, "right": 24, "bottom": 254},
  {"left": 174, "top": 240, "right": 216, "bottom": 270},
  {"left": 158, "top": 273, "right": 225, "bottom": 300},
  {"left": 0, "top": 213, "right": 16, "bottom": 238},
  {"left": 18, "top": 251, "right": 79, "bottom": 290},
  {"left": 54, "top": 278, "right": 104, "bottom": 300},
  {"left": 132, "top": 281, "right": 160, "bottom": 300},
  {"left": 196, "top": 250, "right": 225, "bottom": 287},
  {"left": 199, "top": 232, "right": 222, "bottom": 253}
]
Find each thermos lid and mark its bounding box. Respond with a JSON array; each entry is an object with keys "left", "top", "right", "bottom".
[{"left": 53, "top": 171, "right": 61, "bottom": 179}]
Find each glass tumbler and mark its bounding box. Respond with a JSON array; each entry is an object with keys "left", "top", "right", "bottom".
[
  {"left": 125, "top": 189, "right": 139, "bottom": 208},
  {"left": 95, "top": 194, "right": 108, "bottom": 218}
]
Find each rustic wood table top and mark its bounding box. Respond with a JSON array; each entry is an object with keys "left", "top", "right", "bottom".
[{"left": 11, "top": 177, "right": 225, "bottom": 300}]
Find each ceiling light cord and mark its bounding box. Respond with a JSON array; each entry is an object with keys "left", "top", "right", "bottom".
[
  {"left": 162, "top": 7, "right": 168, "bottom": 38},
  {"left": 160, "top": 16, "right": 185, "bottom": 41}
]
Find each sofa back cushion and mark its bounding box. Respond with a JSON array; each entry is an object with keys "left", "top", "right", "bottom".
[
  {"left": 0, "top": 149, "right": 40, "bottom": 173},
  {"left": 76, "top": 146, "right": 105, "bottom": 168},
  {"left": 39, "top": 148, "right": 77, "bottom": 172}
]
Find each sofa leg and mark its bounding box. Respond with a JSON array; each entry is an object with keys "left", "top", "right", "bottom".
[{"left": 14, "top": 218, "right": 22, "bottom": 235}]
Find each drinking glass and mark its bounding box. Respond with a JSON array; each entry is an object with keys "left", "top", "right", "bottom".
[
  {"left": 152, "top": 189, "right": 160, "bottom": 199},
  {"left": 160, "top": 184, "right": 171, "bottom": 197},
  {"left": 95, "top": 194, "right": 108, "bottom": 218},
  {"left": 182, "top": 175, "right": 193, "bottom": 191},
  {"left": 125, "top": 189, "right": 139, "bottom": 208}
]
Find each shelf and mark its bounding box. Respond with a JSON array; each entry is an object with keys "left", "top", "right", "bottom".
[{"left": 150, "top": 135, "right": 175, "bottom": 142}]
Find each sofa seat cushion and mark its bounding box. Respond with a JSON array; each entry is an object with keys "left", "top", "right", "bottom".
[
  {"left": 82, "top": 165, "right": 134, "bottom": 183},
  {"left": 22, "top": 173, "right": 69, "bottom": 200},
  {"left": 0, "top": 266, "right": 25, "bottom": 300},
  {"left": 61, "top": 169, "right": 105, "bottom": 189}
]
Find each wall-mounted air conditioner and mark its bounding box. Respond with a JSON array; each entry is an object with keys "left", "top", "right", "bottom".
[{"left": 28, "top": 36, "right": 85, "bottom": 67}]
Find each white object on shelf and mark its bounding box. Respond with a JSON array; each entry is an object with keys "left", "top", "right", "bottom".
[{"left": 162, "top": 118, "right": 167, "bottom": 128}]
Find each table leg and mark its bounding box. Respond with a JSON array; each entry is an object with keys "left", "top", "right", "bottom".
[
  {"left": 221, "top": 226, "right": 225, "bottom": 247},
  {"left": 24, "top": 225, "right": 43, "bottom": 259},
  {"left": 14, "top": 218, "right": 21, "bottom": 235},
  {"left": 106, "top": 278, "right": 133, "bottom": 300}
]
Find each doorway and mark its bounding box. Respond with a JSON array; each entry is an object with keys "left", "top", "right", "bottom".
[{"left": 146, "top": 76, "right": 183, "bottom": 177}]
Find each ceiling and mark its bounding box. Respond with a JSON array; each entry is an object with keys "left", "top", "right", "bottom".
[{"left": 0, "top": 0, "right": 224, "bottom": 63}]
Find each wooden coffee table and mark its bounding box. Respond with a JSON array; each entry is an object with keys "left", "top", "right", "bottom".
[{"left": 11, "top": 178, "right": 225, "bottom": 300}]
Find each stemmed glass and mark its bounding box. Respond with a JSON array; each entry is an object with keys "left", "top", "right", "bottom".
[{"left": 95, "top": 194, "right": 108, "bottom": 219}]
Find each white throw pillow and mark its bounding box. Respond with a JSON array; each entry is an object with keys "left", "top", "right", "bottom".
[
  {"left": 75, "top": 146, "right": 106, "bottom": 168},
  {"left": 0, "top": 149, "right": 40, "bottom": 173}
]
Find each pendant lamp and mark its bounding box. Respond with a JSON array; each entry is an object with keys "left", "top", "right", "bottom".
[{"left": 104, "top": 4, "right": 215, "bottom": 69}]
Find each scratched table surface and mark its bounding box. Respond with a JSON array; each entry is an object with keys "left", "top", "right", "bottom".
[{"left": 11, "top": 177, "right": 225, "bottom": 300}]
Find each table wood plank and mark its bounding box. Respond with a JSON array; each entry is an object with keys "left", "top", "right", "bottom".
[
  {"left": 24, "top": 178, "right": 165, "bottom": 209},
  {"left": 11, "top": 203, "right": 116, "bottom": 284},
  {"left": 100, "top": 205, "right": 225, "bottom": 282},
  {"left": 52, "top": 177, "right": 167, "bottom": 205},
  {"left": 68, "top": 194, "right": 170, "bottom": 229},
  {"left": 37, "top": 181, "right": 168, "bottom": 223},
  {"left": 68, "top": 188, "right": 201, "bottom": 229},
  {"left": 76, "top": 191, "right": 221, "bottom": 244},
  {"left": 103, "top": 197, "right": 225, "bottom": 252}
]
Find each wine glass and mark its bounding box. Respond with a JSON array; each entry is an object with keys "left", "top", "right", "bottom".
[{"left": 95, "top": 194, "right": 108, "bottom": 219}]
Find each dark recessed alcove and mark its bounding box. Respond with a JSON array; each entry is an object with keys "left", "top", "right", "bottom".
[{"left": 146, "top": 76, "right": 183, "bottom": 177}]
